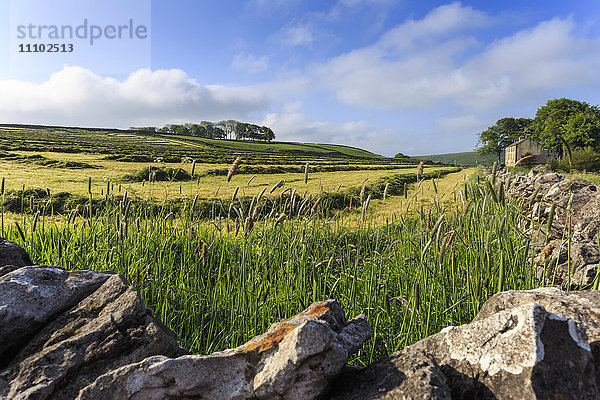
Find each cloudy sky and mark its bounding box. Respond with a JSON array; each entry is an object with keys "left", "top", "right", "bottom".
[{"left": 1, "top": 0, "right": 599, "bottom": 156}]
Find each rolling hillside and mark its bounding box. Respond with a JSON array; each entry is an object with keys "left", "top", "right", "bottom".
[
  {"left": 414, "top": 151, "right": 498, "bottom": 166},
  {"left": 0, "top": 124, "right": 386, "bottom": 164}
]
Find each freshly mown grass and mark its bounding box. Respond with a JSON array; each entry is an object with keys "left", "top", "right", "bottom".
[
  {"left": 3, "top": 172, "right": 541, "bottom": 365},
  {"left": 0, "top": 151, "right": 455, "bottom": 201},
  {"left": 0, "top": 151, "right": 98, "bottom": 169},
  {"left": 0, "top": 125, "right": 396, "bottom": 165}
]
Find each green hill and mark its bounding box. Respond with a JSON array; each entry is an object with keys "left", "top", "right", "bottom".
[
  {"left": 0, "top": 124, "right": 389, "bottom": 165},
  {"left": 414, "top": 151, "right": 498, "bottom": 166}
]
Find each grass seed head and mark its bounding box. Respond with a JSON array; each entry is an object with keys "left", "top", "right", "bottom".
[
  {"left": 311, "top": 198, "right": 321, "bottom": 213},
  {"left": 270, "top": 180, "right": 285, "bottom": 193},
  {"left": 201, "top": 241, "right": 208, "bottom": 264},
  {"left": 232, "top": 186, "right": 240, "bottom": 202},
  {"left": 227, "top": 157, "right": 242, "bottom": 182},
  {"left": 15, "top": 221, "right": 25, "bottom": 241},
  {"left": 359, "top": 178, "right": 368, "bottom": 202},
  {"left": 275, "top": 213, "right": 287, "bottom": 226}
]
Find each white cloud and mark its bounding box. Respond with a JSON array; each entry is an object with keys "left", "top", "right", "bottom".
[
  {"left": 261, "top": 106, "right": 405, "bottom": 156},
  {"left": 315, "top": 5, "right": 600, "bottom": 112},
  {"left": 231, "top": 53, "right": 269, "bottom": 74},
  {"left": 458, "top": 18, "right": 600, "bottom": 109},
  {"left": 0, "top": 66, "right": 271, "bottom": 127},
  {"left": 281, "top": 24, "right": 315, "bottom": 47},
  {"left": 377, "top": 2, "right": 492, "bottom": 51},
  {"left": 435, "top": 114, "right": 489, "bottom": 133}
]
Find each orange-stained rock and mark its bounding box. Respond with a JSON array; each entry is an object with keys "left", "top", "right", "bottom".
[{"left": 77, "top": 299, "right": 371, "bottom": 400}]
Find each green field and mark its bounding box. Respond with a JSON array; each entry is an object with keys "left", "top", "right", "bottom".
[
  {"left": 0, "top": 124, "right": 562, "bottom": 365},
  {"left": 0, "top": 124, "right": 456, "bottom": 217},
  {"left": 0, "top": 124, "right": 386, "bottom": 164},
  {"left": 414, "top": 151, "right": 498, "bottom": 166}
]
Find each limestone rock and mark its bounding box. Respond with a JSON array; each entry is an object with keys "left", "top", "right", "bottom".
[
  {"left": 490, "top": 170, "right": 600, "bottom": 288},
  {"left": 0, "top": 238, "right": 32, "bottom": 269},
  {"left": 329, "top": 289, "right": 600, "bottom": 400},
  {"left": 475, "top": 288, "right": 600, "bottom": 384},
  {"left": 544, "top": 240, "right": 600, "bottom": 287},
  {"left": 543, "top": 178, "right": 598, "bottom": 224},
  {"left": 533, "top": 172, "right": 563, "bottom": 188},
  {"left": 414, "top": 302, "right": 598, "bottom": 399},
  {"left": 0, "top": 266, "right": 114, "bottom": 361},
  {"left": 328, "top": 348, "right": 451, "bottom": 399},
  {"left": 76, "top": 300, "right": 371, "bottom": 400},
  {"left": 0, "top": 274, "right": 184, "bottom": 400},
  {"left": 573, "top": 203, "right": 600, "bottom": 241},
  {"left": 475, "top": 288, "right": 600, "bottom": 339}
]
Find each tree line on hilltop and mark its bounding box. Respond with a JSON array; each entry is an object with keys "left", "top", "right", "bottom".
[
  {"left": 476, "top": 98, "right": 600, "bottom": 170},
  {"left": 131, "top": 120, "right": 275, "bottom": 142}
]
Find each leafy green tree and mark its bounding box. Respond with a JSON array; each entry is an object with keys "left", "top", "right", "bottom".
[
  {"left": 476, "top": 117, "right": 532, "bottom": 162},
  {"left": 156, "top": 121, "right": 273, "bottom": 141},
  {"left": 260, "top": 126, "right": 275, "bottom": 142},
  {"left": 218, "top": 120, "right": 239, "bottom": 140},
  {"left": 562, "top": 108, "right": 600, "bottom": 151},
  {"left": 532, "top": 98, "right": 600, "bottom": 154}
]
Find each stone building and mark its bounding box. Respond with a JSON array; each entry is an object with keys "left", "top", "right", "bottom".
[{"left": 505, "top": 134, "right": 552, "bottom": 167}]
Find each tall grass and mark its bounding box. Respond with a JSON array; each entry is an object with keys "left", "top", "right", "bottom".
[{"left": 4, "top": 173, "right": 537, "bottom": 365}]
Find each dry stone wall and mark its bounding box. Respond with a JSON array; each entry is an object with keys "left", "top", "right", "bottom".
[{"left": 487, "top": 168, "right": 600, "bottom": 288}]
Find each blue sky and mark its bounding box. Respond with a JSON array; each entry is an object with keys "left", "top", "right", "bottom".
[{"left": 1, "top": 0, "right": 600, "bottom": 156}]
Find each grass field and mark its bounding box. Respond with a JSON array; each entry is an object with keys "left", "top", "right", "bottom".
[
  {"left": 414, "top": 151, "right": 498, "bottom": 166},
  {"left": 2, "top": 170, "right": 541, "bottom": 365},
  {"left": 0, "top": 124, "right": 565, "bottom": 365},
  {"left": 0, "top": 153, "right": 454, "bottom": 199},
  {"left": 0, "top": 125, "right": 387, "bottom": 165}
]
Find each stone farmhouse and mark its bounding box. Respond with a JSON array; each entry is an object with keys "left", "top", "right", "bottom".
[{"left": 505, "top": 134, "right": 552, "bottom": 167}]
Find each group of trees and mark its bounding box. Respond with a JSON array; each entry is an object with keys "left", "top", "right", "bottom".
[
  {"left": 476, "top": 117, "right": 533, "bottom": 161},
  {"left": 476, "top": 98, "right": 600, "bottom": 162},
  {"left": 131, "top": 120, "right": 275, "bottom": 142}
]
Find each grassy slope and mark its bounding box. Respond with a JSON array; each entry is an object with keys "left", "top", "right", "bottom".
[
  {"left": 0, "top": 124, "right": 422, "bottom": 200},
  {"left": 161, "top": 135, "right": 383, "bottom": 158},
  {"left": 0, "top": 125, "right": 383, "bottom": 160},
  {"left": 414, "top": 151, "right": 498, "bottom": 166}
]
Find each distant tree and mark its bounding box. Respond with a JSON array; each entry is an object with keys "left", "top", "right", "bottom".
[
  {"left": 187, "top": 124, "right": 206, "bottom": 138},
  {"left": 210, "top": 125, "right": 226, "bottom": 139},
  {"left": 532, "top": 98, "right": 600, "bottom": 154},
  {"left": 234, "top": 122, "right": 248, "bottom": 140},
  {"left": 155, "top": 121, "right": 272, "bottom": 141},
  {"left": 476, "top": 117, "right": 532, "bottom": 162},
  {"left": 261, "top": 126, "right": 275, "bottom": 142},
  {"left": 130, "top": 127, "right": 156, "bottom": 132},
  {"left": 218, "top": 120, "right": 239, "bottom": 140},
  {"left": 394, "top": 152, "right": 409, "bottom": 159},
  {"left": 158, "top": 124, "right": 177, "bottom": 134}
]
